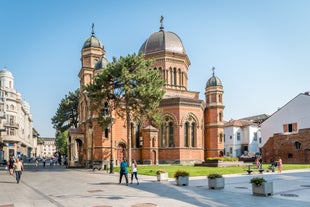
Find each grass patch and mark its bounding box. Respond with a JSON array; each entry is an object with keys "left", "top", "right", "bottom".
[{"left": 114, "top": 163, "right": 310, "bottom": 177}]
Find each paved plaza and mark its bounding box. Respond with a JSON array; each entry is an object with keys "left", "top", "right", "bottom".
[{"left": 0, "top": 164, "right": 310, "bottom": 207}]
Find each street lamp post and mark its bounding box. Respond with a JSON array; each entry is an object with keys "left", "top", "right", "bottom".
[{"left": 109, "top": 116, "right": 114, "bottom": 174}]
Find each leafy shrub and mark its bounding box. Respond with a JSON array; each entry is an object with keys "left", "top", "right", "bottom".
[
  {"left": 156, "top": 169, "right": 167, "bottom": 175},
  {"left": 207, "top": 173, "right": 223, "bottom": 179},
  {"left": 207, "top": 157, "right": 239, "bottom": 162},
  {"left": 250, "top": 177, "right": 267, "bottom": 185},
  {"left": 174, "top": 170, "right": 189, "bottom": 178}
]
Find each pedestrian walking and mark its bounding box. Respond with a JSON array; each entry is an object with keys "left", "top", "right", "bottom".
[
  {"left": 43, "top": 157, "right": 46, "bottom": 167},
  {"left": 130, "top": 159, "right": 139, "bottom": 185},
  {"left": 35, "top": 158, "right": 39, "bottom": 170},
  {"left": 13, "top": 158, "right": 24, "bottom": 184},
  {"left": 8, "top": 155, "right": 15, "bottom": 175},
  {"left": 277, "top": 157, "right": 283, "bottom": 173},
  {"left": 119, "top": 158, "right": 129, "bottom": 186}
]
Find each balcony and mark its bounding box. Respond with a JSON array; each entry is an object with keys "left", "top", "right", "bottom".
[{"left": 4, "top": 122, "right": 19, "bottom": 129}]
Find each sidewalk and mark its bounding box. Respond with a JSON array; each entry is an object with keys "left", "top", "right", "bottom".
[{"left": 0, "top": 167, "right": 310, "bottom": 207}]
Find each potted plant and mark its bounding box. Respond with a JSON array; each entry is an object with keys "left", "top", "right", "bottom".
[
  {"left": 174, "top": 170, "right": 189, "bottom": 186},
  {"left": 250, "top": 177, "right": 273, "bottom": 196},
  {"left": 156, "top": 169, "right": 168, "bottom": 181},
  {"left": 207, "top": 173, "right": 224, "bottom": 189}
]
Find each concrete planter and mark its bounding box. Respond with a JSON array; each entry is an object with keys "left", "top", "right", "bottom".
[
  {"left": 176, "top": 176, "right": 189, "bottom": 186},
  {"left": 252, "top": 182, "right": 273, "bottom": 196},
  {"left": 157, "top": 172, "right": 169, "bottom": 181},
  {"left": 208, "top": 177, "right": 225, "bottom": 189}
]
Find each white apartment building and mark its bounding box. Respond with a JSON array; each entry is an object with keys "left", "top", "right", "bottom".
[
  {"left": 40, "top": 137, "right": 57, "bottom": 158},
  {"left": 0, "top": 68, "right": 35, "bottom": 161},
  {"left": 224, "top": 119, "right": 261, "bottom": 157}
]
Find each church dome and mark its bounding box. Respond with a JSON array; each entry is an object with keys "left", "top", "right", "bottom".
[
  {"left": 206, "top": 68, "right": 222, "bottom": 87},
  {"left": 94, "top": 55, "right": 109, "bottom": 70},
  {"left": 82, "top": 24, "right": 103, "bottom": 49},
  {"left": 139, "top": 22, "right": 186, "bottom": 55},
  {"left": 0, "top": 68, "right": 13, "bottom": 79},
  {"left": 83, "top": 35, "right": 103, "bottom": 49}
]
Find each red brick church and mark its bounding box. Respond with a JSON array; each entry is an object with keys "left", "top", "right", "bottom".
[{"left": 68, "top": 19, "right": 225, "bottom": 168}]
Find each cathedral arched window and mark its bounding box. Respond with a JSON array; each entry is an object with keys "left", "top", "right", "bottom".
[
  {"left": 184, "top": 122, "right": 189, "bottom": 147},
  {"left": 183, "top": 116, "right": 197, "bottom": 147},
  {"left": 191, "top": 123, "right": 195, "bottom": 147},
  {"left": 160, "top": 116, "right": 175, "bottom": 148}
]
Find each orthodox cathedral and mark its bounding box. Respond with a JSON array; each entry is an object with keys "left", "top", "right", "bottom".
[{"left": 68, "top": 19, "right": 224, "bottom": 168}]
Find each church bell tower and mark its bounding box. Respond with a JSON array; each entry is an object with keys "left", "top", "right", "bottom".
[{"left": 205, "top": 67, "right": 225, "bottom": 158}]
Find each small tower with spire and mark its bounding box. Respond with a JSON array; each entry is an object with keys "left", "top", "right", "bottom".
[{"left": 204, "top": 67, "right": 225, "bottom": 158}]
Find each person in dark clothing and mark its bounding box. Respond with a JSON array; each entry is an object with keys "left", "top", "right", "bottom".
[
  {"left": 119, "top": 158, "right": 129, "bottom": 186},
  {"left": 8, "top": 156, "right": 15, "bottom": 175}
]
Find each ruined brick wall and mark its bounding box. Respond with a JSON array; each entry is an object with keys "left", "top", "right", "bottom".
[{"left": 262, "top": 128, "right": 310, "bottom": 164}]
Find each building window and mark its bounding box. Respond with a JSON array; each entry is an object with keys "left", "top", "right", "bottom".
[
  {"left": 283, "top": 123, "right": 297, "bottom": 133},
  {"left": 104, "top": 128, "right": 109, "bottom": 139},
  {"left": 219, "top": 112, "right": 223, "bottom": 122},
  {"left": 191, "top": 123, "right": 195, "bottom": 147},
  {"left": 135, "top": 124, "right": 140, "bottom": 148},
  {"left": 219, "top": 133, "right": 223, "bottom": 143},
  {"left": 173, "top": 68, "right": 177, "bottom": 85},
  {"left": 237, "top": 133, "right": 241, "bottom": 141},
  {"left": 183, "top": 116, "right": 197, "bottom": 147},
  {"left": 294, "top": 141, "right": 301, "bottom": 150},
  {"left": 160, "top": 116, "right": 174, "bottom": 148},
  {"left": 253, "top": 132, "right": 258, "bottom": 141},
  {"left": 168, "top": 122, "right": 174, "bottom": 147},
  {"left": 184, "top": 122, "right": 189, "bottom": 147}
]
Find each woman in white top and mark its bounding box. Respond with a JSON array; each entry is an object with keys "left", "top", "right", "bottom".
[{"left": 130, "top": 159, "right": 139, "bottom": 185}]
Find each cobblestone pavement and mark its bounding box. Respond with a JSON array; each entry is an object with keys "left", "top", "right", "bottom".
[{"left": 0, "top": 165, "right": 310, "bottom": 207}]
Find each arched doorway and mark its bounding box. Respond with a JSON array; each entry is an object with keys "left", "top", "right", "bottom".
[
  {"left": 76, "top": 139, "right": 83, "bottom": 165},
  {"left": 152, "top": 150, "right": 156, "bottom": 165},
  {"left": 117, "top": 142, "right": 126, "bottom": 166}
]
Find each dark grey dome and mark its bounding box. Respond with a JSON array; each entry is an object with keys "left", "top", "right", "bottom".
[
  {"left": 139, "top": 30, "right": 186, "bottom": 55},
  {"left": 206, "top": 69, "right": 222, "bottom": 87},
  {"left": 95, "top": 56, "right": 109, "bottom": 70},
  {"left": 83, "top": 34, "right": 103, "bottom": 49}
]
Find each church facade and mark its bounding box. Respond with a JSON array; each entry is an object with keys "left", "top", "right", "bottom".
[{"left": 68, "top": 21, "right": 225, "bottom": 168}]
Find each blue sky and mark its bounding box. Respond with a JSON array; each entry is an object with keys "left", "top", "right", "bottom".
[{"left": 1, "top": 0, "right": 309, "bottom": 137}]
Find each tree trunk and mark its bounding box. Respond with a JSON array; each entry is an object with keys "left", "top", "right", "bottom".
[{"left": 126, "top": 108, "right": 131, "bottom": 164}]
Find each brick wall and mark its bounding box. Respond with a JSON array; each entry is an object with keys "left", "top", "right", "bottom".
[{"left": 262, "top": 128, "right": 310, "bottom": 164}]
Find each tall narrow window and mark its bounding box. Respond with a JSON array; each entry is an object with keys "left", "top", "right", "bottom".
[
  {"left": 160, "top": 117, "right": 174, "bottom": 148},
  {"left": 173, "top": 68, "right": 177, "bottom": 85},
  {"left": 183, "top": 115, "right": 197, "bottom": 148},
  {"left": 184, "top": 122, "right": 189, "bottom": 147},
  {"left": 191, "top": 123, "right": 195, "bottom": 147},
  {"left": 219, "top": 133, "right": 223, "bottom": 143},
  {"left": 135, "top": 124, "right": 140, "bottom": 148},
  {"left": 161, "top": 125, "right": 165, "bottom": 147},
  {"left": 169, "top": 122, "right": 174, "bottom": 147},
  {"left": 237, "top": 132, "right": 241, "bottom": 141}
]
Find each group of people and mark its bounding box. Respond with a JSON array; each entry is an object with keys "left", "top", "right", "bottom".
[
  {"left": 264, "top": 157, "right": 283, "bottom": 173},
  {"left": 7, "top": 155, "right": 24, "bottom": 184},
  {"left": 119, "top": 158, "right": 139, "bottom": 186}
]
